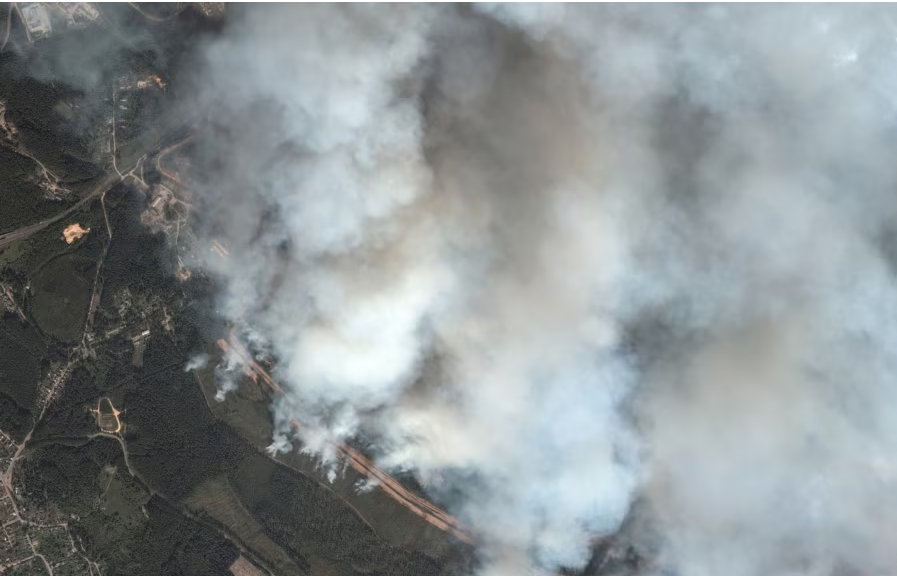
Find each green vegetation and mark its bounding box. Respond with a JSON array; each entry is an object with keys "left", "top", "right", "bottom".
[
  {"left": 0, "top": 7, "right": 474, "bottom": 576},
  {"left": 0, "top": 146, "right": 69, "bottom": 233},
  {"left": 21, "top": 438, "right": 240, "bottom": 575},
  {"left": 0, "top": 316, "right": 46, "bottom": 440},
  {"left": 30, "top": 253, "right": 95, "bottom": 343}
]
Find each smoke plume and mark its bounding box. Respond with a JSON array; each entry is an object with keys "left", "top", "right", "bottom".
[{"left": 188, "top": 5, "right": 897, "bottom": 575}]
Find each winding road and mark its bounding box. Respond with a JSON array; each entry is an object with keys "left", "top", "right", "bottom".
[{"left": 0, "top": 121, "right": 194, "bottom": 250}]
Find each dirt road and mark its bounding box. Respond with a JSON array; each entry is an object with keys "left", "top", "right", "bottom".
[
  {"left": 0, "top": 123, "right": 195, "bottom": 249},
  {"left": 219, "top": 331, "right": 477, "bottom": 546},
  {"left": 0, "top": 170, "right": 116, "bottom": 248}
]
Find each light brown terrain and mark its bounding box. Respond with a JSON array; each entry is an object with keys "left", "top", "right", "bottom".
[
  {"left": 62, "top": 223, "right": 90, "bottom": 244},
  {"left": 229, "top": 555, "right": 266, "bottom": 576},
  {"left": 91, "top": 397, "right": 123, "bottom": 434},
  {"left": 217, "top": 330, "right": 477, "bottom": 546},
  {"left": 186, "top": 476, "right": 306, "bottom": 576}
]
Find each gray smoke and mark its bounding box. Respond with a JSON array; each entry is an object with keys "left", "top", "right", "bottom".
[
  {"left": 189, "top": 4, "right": 897, "bottom": 575},
  {"left": 183, "top": 352, "right": 209, "bottom": 372}
]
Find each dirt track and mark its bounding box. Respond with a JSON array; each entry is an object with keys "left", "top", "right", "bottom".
[
  {"left": 218, "top": 332, "right": 593, "bottom": 576},
  {"left": 218, "top": 330, "right": 477, "bottom": 546},
  {"left": 0, "top": 126, "right": 192, "bottom": 249}
]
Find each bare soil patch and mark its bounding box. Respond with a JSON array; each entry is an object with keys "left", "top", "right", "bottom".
[{"left": 62, "top": 223, "right": 90, "bottom": 244}]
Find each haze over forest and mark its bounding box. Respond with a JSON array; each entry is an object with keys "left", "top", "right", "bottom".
[{"left": 1, "top": 4, "right": 897, "bottom": 576}]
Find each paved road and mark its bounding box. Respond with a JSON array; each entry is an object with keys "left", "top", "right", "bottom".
[
  {"left": 0, "top": 173, "right": 120, "bottom": 248},
  {"left": 223, "top": 331, "right": 478, "bottom": 545},
  {"left": 0, "top": 121, "right": 194, "bottom": 250}
]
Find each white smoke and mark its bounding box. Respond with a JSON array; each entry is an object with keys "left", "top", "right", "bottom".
[
  {"left": 183, "top": 352, "right": 210, "bottom": 372},
  {"left": 188, "top": 4, "right": 897, "bottom": 575}
]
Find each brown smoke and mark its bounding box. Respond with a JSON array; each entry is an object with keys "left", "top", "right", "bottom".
[{"left": 188, "top": 5, "right": 897, "bottom": 575}]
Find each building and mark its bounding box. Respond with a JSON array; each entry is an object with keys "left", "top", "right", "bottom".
[{"left": 19, "top": 4, "right": 52, "bottom": 41}]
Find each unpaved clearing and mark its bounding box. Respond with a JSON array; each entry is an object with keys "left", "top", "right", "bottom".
[
  {"left": 187, "top": 475, "right": 305, "bottom": 576},
  {"left": 91, "top": 397, "right": 122, "bottom": 434},
  {"left": 62, "top": 223, "right": 90, "bottom": 244},
  {"left": 229, "top": 556, "right": 266, "bottom": 576}
]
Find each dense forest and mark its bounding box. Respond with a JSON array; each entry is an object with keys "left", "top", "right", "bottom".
[{"left": 0, "top": 4, "right": 479, "bottom": 576}]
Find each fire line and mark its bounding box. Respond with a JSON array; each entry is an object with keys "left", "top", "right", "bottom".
[{"left": 218, "top": 328, "right": 477, "bottom": 545}]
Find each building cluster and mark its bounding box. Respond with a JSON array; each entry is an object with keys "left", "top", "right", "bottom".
[
  {"left": 117, "top": 71, "right": 168, "bottom": 93},
  {"left": 0, "top": 103, "right": 18, "bottom": 145},
  {"left": 0, "top": 371, "right": 99, "bottom": 575},
  {"left": 17, "top": 3, "right": 99, "bottom": 42},
  {"left": 140, "top": 184, "right": 176, "bottom": 228},
  {"left": 0, "top": 283, "right": 26, "bottom": 322},
  {"left": 193, "top": 2, "right": 225, "bottom": 20},
  {"left": 0, "top": 492, "right": 98, "bottom": 576}
]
